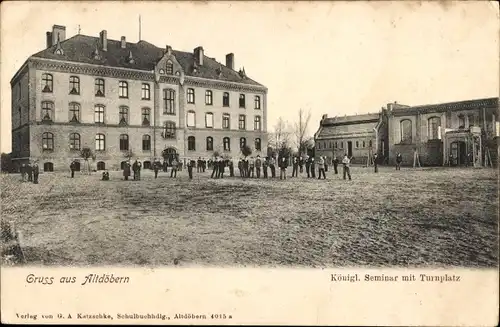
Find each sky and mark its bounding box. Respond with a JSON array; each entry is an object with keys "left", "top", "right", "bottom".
[{"left": 1, "top": 1, "right": 499, "bottom": 153}]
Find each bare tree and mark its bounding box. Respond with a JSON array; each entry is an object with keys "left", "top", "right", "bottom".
[
  {"left": 269, "top": 117, "right": 292, "bottom": 151},
  {"left": 294, "top": 108, "right": 312, "bottom": 158},
  {"left": 80, "top": 147, "right": 93, "bottom": 175}
]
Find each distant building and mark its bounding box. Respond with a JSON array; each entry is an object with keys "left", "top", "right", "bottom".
[
  {"left": 315, "top": 97, "right": 499, "bottom": 166},
  {"left": 10, "top": 24, "right": 268, "bottom": 172}
]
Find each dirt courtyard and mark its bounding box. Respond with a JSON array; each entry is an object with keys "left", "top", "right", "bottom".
[{"left": 1, "top": 166, "right": 497, "bottom": 267}]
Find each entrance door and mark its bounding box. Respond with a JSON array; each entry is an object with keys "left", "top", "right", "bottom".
[
  {"left": 162, "top": 148, "right": 177, "bottom": 166},
  {"left": 450, "top": 141, "right": 467, "bottom": 166},
  {"left": 347, "top": 141, "right": 353, "bottom": 157},
  {"left": 73, "top": 161, "right": 81, "bottom": 171}
]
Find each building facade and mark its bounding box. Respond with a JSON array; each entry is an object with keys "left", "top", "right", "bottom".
[
  {"left": 315, "top": 98, "right": 499, "bottom": 166},
  {"left": 10, "top": 25, "right": 268, "bottom": 172}
]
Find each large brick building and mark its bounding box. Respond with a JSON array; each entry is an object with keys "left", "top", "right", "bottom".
[
  {"left": 315, "top": 97, "right": 499, "bottom": 166},
  {"left": 10, "top": 24, "right": 268, "bottom": 172}
]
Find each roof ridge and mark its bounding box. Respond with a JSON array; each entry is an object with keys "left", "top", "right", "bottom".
[{"left": 408, "top": 97, "right": 498, "bottom": 109}]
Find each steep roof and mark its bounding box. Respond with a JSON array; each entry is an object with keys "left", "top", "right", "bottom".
[{"left": 31, "top": 34, "right": 264, "bottom": 87}]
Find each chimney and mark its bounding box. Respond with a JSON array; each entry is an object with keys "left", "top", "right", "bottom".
[
  {"left": 194, "top": 46, "right": 204, "bottom": 66},
  {"left": 51, "top": 25, "right": 66, "bottom": 46},
  {"left": 387, "top": 103, "right": 394, "bottom": 111},
  {"left": 121, "top": 36, "right": 126, "bottom": 49},
  {"left": 166, "top": 45, "right": 172, "bottom": 55},
  {"left": 99, "top": 30, "right": 107, "bottom": 51},
  {"left": 225, "top": 53, "right": 234, "bottom": 70},
  {"left": 46, "top": 31, "right": 53, "bottom": 48}
]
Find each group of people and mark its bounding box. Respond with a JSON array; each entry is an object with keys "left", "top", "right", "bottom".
[
  {"left": 121, "top": 160, "right": 143, "bottom": 181},
  {"left": 20, "top": 162, "right": 40, "bottom": 184}
]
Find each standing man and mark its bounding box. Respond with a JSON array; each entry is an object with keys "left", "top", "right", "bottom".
[
  {"left": 238, "top": 159, "right": 243, "bottom": 178},
  {"left": 27, "top": 162, "right": 33, "bottom": 182},
  {"left": 132, "top": 160, "right": 138, "bottom": 180},
  {"left": 211, "top": 157, "right": 219, "bottom": 179},
  {"left": 396, "top": 152, "right": 403, "bottom": 170},
  {"left": 20, "top": 163, "right": 26, "bottom": 182},
  {"left": 292, "top": 156, "right": 299, "bottom": 177},
  {"left": 153, "top": 158, "right": 161, "bottom": 179},
  {"left": 243, "top": 157, "right": 250, "bottom": 178},
  {"left": 249, "top": 157, "right": 255, "bottom": 178},
  {"left": 332, "top": 156, "right": 339, "bottom": 175},
  {"left": 170, "top": 156, "right": 178, "bottom": 178},
  {"left": 32, "top": 161, "right": 40, "bottom": 184},
  {"left": 299, "top": 157, "right": 304, "bottom": 174},
  {"left": 123, "top": 162, "right": 131, "bottom": 180},
  {"left": 262, "top": 157, "right": 269, "bottom": 179},
  {"left": 136, "top": 161, "right": 142, "bottom": 180},
  {"left": 318, "top": 156, "right": 326, "bottom": 179},
  {"left": 269, "top": 156, "right": 276, "bottom": 178},
  {"left": 255, "top": 155, "right": 262, "bottom": 178},
  {"left": 187, "top": 159, "right": 194, "bottom": 180},
  {"left": 373, "top": 153, "right": 379, "bottom": 173},
  {"left": 279, "top": 155, "right": 288, "bottom": 180},
  {"left": 305, "top": 156, "right": 311, "bottom": 178},
  {"left": 310, "top": 157, "right": 316, "bottom": 178},
  {"left": 229, "top": 158, "right": 235, "bottom": 177},
  {"left": 342, "top": 154, "right": 352, "bottom": 180},
  {"left": 324, "top": 156, "right": 329, "bottom": 172},
  {"left": 218, "top": 158, "right": 226, "bottom": 178},
  {"left": 70, "top": 160, "right": 76, "bottom": 178}
]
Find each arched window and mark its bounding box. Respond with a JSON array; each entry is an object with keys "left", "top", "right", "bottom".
[
  {"left": 95, "top": 78, "right": 105, "bottom": 96},
  {"left": 223, "top": 92, "right": 230, "bottom": 107},
  {"left": 41, "top": 101, "right": 54, "bottom": 121},
  {"left": 255, "top": 138, "right": 261, "bottom": 151},
  {"left": 119, "top": 106, "right": 129, "bottom": 125},
  {"left": 42, "top": 73, "right": 53, "bottom": 93},
  {"left": 240, "top": 137, "right": 246, "bottom": 148},
  {"left": 205, "top": 112, "right": 214, "bottom": 128},
  {"left": 119, "top": 134, "right": 129, "bottom": 151},
  {"left": 206, "top": 136, "right": 213, "bottom": 151},
  {"left": 118, "top": 81, "right": 128, "bottom": 98},
  {"left": 95, "top": 133, "right": 105, "bottom": 151},
  {"left": 142, "top": 135, "right": 151, "bottom": 151},
  {"left": 400, "top": 119, "right": 412, "bottom": 144},
  {"left": 188, "top": 136, "right": 196, "bottom": 151},
  {"left": 97, "top": 161, "right": 106, "bottom": 171},
  {"left": 163, "top": 121, "right": 176, "bottom": 139},
  {"left": 428, "top": 117, "right": 441, "bottom": 140},
  {"left": 143, "top": 161, "right": 152, "bottom": 169},
  {"left": 142, "top": 108, "right": 151, "bottom": 126},
  {"left": 254, "top": 116, "right": 261, "bottom": 131},
  {"left": 166, "top": 61, "right": 174, "bottom": 75},
  {"left": 163, "top": 89, "right": 175, "bottom": 114},
  {"left": 42, "top": 132, "right": 54, "bottom": 151},
  {"left": 187, "top": 111, "right": 196, "bottom": 127},
  {"left": 239, "top": 94, "right": 246, "bottom": 108},
  {"left": 187, "top": 88, "right": 195, "bottom": 104},
  {"left": 141, "top": 83, "right": 151, "bottom": 100},
  {"left": 69, "top": 76, "right": 80, "bottom": 94},
  {"left": 254, "top": 95, "right": 261, "bottom": 109},
  {"left": 94, "top": 104, "right": 105, "bottom": 123},
  {"left": 205, "top": 90, "right": 213, "bottom": 105},
  {"left": 69, "top": 102, "right": 81, "bottom": 122},
  {"left": 43, "top": 162, "right": 54, "bottom": 172},
  {"left": 69, "top": 133, "right": 81, "bottom": 150},
  {"left": 238, "top": 114, "right": 246, "bottom": 130},
  {"left": 223, "top": 137, "right": 231, "bottom": 151},
  {"left": 458, "top": 114, "right": 465, "bottom": 129}
]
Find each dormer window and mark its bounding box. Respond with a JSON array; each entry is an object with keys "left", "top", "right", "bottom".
[
  {"left": 69, "top": 76, "right": 80, "bottom": 95},
  {"left": 55, "top": 49, "right": 63, "bottom": 55},
  {"left": 175, "top": 71, "right": 180, "bottom": 76},
  {"left": 127, "top": 50, "right": 135, "bottom": 64},
  {"left": 159, "top": 69, "right": 165, "bottom": 74},
  {"left": 166, "top": 61, "right": 173, "bottom": 74}
]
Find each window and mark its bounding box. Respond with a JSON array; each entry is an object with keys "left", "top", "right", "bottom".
[
  {"left": 119, "top": 134, "right": 129, "bottom": 151},
  {"left": 340, "top": 142, "right": 344, "bottom": 149},
  {"left": 400, "top": 119, "right": 412, "bottom": 144},
  {"left": 69, "top": 133, "right": 81, "bottom": 150},
  {"left": 239, "top": 94, "right": 246, "bottom": 108},
  {"left": 69, "top": 102, "right": 80, "bottom": 122},
  {"left": 95, "top": 78, "right": 105, "bottom": 96},
  {"left": 42, "top": 73, "right": 53, "bottom": 93},
  {"left": 41, "top": 101, "right": 54, "bottom": 121},
  {"left": 254, "top": 116, "right": 261, "bottom": 131},
  {"left": 240, "top": 137, "right": 246, "bottom": 148},
  {"left": 318, "top": 142, "right": 321, "bottom": 150},
  {"left": 163, "top": 89, "right": 175, "bottom": 114},
  {"left": 239, "top": 114, "right": 246, "bottom": 130},
  {"left": 43, "top": 162, "right": 54, "bottom": 172},
  {"left": 95, "top": 133, "right": 105, "bottom": 151},
  {"left": 205, "top": 90, "right": 213, "bottom": 105},
  {"left": 142, "top": 108, "right": 151, "bottom": 126},
  {"left": 166, "top": 61, "right": 173, "bottom": 75},
  {"left": 329, "top": 141, "right": 332, "bottom": 148},
  {"left": 468, "top": 114, "right": 475, "bottom": 127},
  {"left": 187, "top": 111, "right": 196, "bottom": 127},
  {"left": 369, "top": 140, "right": 372, "bottom": 147},
  {"left": 222, "top": 114, "right": 230, "bottom": 129},
  {"left": 163, "top": 121, "right": 176, "bottom": 139},
  {"left": 205, "top": 112, "right": 214, "bottom": 128},
  {"left": 362, "top": 141, "right": 365, "bottom": 148},
  {"left": 94, "top": 104, "right": 105, "bottom": 123},
  {"left": 159, "top": 69, "right": 165, "bottom": 74},
  {"left": 69, "top": 76, "right": 80, "bottom": 95},
  {"left": 255, "top": 138, "right": 261, "bottom": 151},
  {"left": 18, "top": 83, "right": 21, "bottom": 100},
  {"left": 118, "top": 81, "right": 128, "bottom": 98},
  {"left": 334, "top": 142, "right": 337, "bottom": 149},
  {"left": 206, "top": 137, "right": 213, "bottom": 151},
  {"left": 187, "top": 88, "right": 195, "bottom": 104},
  {"left": 42, "top": 132, "right": 54, "bottom": 151},
  {"left": 119, "top": 106, "right": 129, "bottom": 125},
  {"left": 254, "top": 96, "right": 261, "bottom": 109},
  {"left": 223, "top": 137, "right": 231, "bottom": 151},
  {"left": 97, "top": 161, "right": 106, "bottom": 171},
  {"left": 18, "top": 107, "right": 22, "bottom": 126},
  {"left": 188, "top": 136, "right": 196, "bottom": 151},
  {"left": 142, "top": 135, "right": 151, "bottom": 151},
  {"left": 428, "top": 117, "right": 441, "bottom": 140},
  {"left": 142, "top": 83, "right": 151, "bottom": 100},
  {"left": 223, "top": 92, "right": 230, "bottom": 107},
  {"left": 458, "top": 115, "right": 465, "bottom": 128}
]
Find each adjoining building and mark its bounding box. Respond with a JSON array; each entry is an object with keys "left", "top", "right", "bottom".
[
  {"left": 315, "top": 97, "right": 499, "bottom": 166},
  {"left": 10, "top": 24, "right": 268, "bottom": 172}
]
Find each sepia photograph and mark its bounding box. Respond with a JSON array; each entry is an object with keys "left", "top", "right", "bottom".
[{"left": 1, "top": 0, "right": 499, "bottom": 325}]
